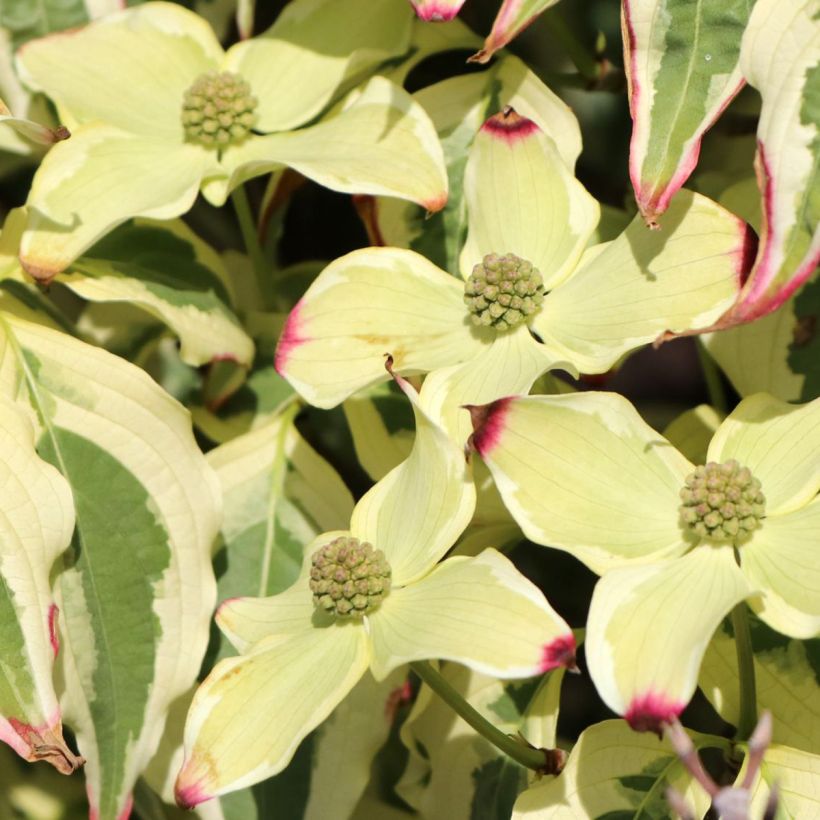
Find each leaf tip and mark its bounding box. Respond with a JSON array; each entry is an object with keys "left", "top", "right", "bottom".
[
  {"left": 20, "top": 255, "right": 61, "bottom": 285},
  {"left": 480, "top": 108, "right": 539, "bottom": 144},
  {"left": 540, "top": 632, "right": 578, "bottom": 674},
  {"left": 174, "top": 772, "right": 212, "bottom": 811},
  {"left": 624, "top": 691, "right": 685, "bottom": 737},
  {"left": 465, "top": 397, "right": 512, "bottom": 457}
]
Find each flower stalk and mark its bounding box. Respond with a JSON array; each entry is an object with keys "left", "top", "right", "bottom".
[
  {"left": 232, "top": 185, "right": 273, "bottom": 308},
  {"left": 409, "top": 660, "right": 550, "bottom": 772},
  {"left": 731, "top": 599, "right": 758, "bottom": 740}
]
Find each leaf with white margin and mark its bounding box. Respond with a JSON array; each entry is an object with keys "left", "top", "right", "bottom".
[
  {"left": 365, "top": 54, "right": 583, "bottom": 275},
  {"left": 0, "top": 310, "right": 220, "bottom": 820},
  {"left": 737, "top": 496, "right": 820, "bottom": 639},
  {"left": 471, "top": 0, "right": 561, "bottom": 65},
  {"left": 207, "top": 410, "right": 353, "bottom": 660},
  {"left": 343, "top": 384, "right": 414, "bottom": 481},
  {"left": 706, "top": 393, "right": 820, "bottom": 516},
  {"left": 0, "top": 394, "right": 78, "bottom": 772},
  {"left": 367, "top": 549, "right": 575, "bottom": 681},
  {"left": 663, "top": 404, "right": 724, "bottom": 465},
  {"left": 176, "top": 625, "right": 371, "bottom": 808},
  {"left": 585, "top": 547, "right": 752, "bottom": 729},
  {"left": 512, "top": 719, "right": 718, "bottom": 818},
  {"left": 202, "top": 76, "right": 448, "bottom": 212},
  {"left": 700, "top": 614, "right": 820, "bottom": 754},
  {"left": 622, "top": 0, "right": 751, "bottom": 225},
  {"left": 224, "top": 0, "right": 413, "bottom": 134},
  {"left": 60, "top": 221, "right": 254, "bottom": 368},
  {"left": 459, "top": 108, "right": 599, "bottom": 289},
  {"left": 713, "top": 0, "right": 820, "bottom": 328},
  {"left": 144, "top": 670, "right": 405, "bottom": 820},
  {"left": 398, "top": 663, "right": 564, "bottom": 820},
  {"left": 535, "top": 190, "right": 753, "bottom": 375},
  {"left": 275, "top": 246, "right": 482, "bottom": 411},
  {"left": 742, "top": 743, "right": 820, "bottom": 817},
  {"left": 470, "top": 392, "right": 693, "bottom": 574},
  {"left": 704, "top": 273, "right": 819, "bottom": 403}
]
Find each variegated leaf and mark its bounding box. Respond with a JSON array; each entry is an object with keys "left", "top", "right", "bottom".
[
  {"left": 623, "top": 0, "right": 752, "bottom": 225},
  {"left": 700, "top": 615, "right": 820, "bottom": 754},
  {"left": 145, "top": 672, "right": 403, "bottom": 820},
  {"left": 207, "top": 410, "right": 354, "bottom": 662},
  {"left": 742, "top": 743, "right": 820, "bottom": 817},
  {"left": 0, "top": 305, "right": 220, "bottom": 819},
  {"left": 704, "top": 274, "right": 820, "bottom": 402},
  {"left": 471, "top": 0, "right": 561, "bottom": 64},
  {"left": 512, "top": 720, "right": 722, "bottom": 818},
  {"left": 398, "top": 664, "right": 565, "bottom": 819},
  {"left": 0, "top": 394, "right": 78, "bottom": 772},
  {"left": 60, "top": 220, "right": 254, "bottom": 369},
  {"left": 712, "top": 0, "right": 820, "bottom": 328}
]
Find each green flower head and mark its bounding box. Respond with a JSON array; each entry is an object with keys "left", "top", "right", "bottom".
[
  {"left": 309, "top": 535, "right": 391, "bottom": 618},
  {"left": 679, "top": 459, "right": 766, "bottom": 542},
  {"left": 464, "top": 252, "right": 545, "bottom": 331}
]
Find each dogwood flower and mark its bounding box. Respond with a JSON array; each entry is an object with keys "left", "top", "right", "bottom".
[
  {"left": 15, "top": 0, "right": 447, "bottom": 278},
  {"left": 469, "top": 391, "right": 819, "bottom": 732},
  {"left": 174, "top": 370, "right": 575, "bottom": 805},
  {"left": 276, "top": 108, "right": 754, "bottom": 444}
]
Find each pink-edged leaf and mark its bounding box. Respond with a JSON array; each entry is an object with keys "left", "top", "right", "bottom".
[
  {"left": 470, "top": 0, "right": 560, "bottom": 64},
  {"left": 658, "top": 0, "right": 819, "bottom": 341},
  {"left": 622, "top": 0, "right": 751, "bottom": 227},
  {"left": 712, "top": 0, "right": 820, "bottom": 328}
]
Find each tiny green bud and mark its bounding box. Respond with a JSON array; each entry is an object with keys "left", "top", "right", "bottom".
[
  {"left": 464, "top": 253, "right": 545, "bottom": 331},
  {"left": 679, "top": 459, "right": 765, "bottom": 543},
  {"left": 309, "top": 536, "right": 391, "bottom": 619},
  {"left": 182, "top": 71, "right": 257, "bottom": 148}
]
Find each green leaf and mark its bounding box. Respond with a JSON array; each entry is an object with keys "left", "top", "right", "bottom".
[
  {"left": 0, "top": 309, "right": 219, "bottom": 819},
  {"left": 2, "top": 0, "right": 93, "bottom": 51},
  {"left": 623, "top": 0, "right": 752, "bottom": 224},
  {"left": 61, "top": 220, "right": 254, "bottom": 369}
]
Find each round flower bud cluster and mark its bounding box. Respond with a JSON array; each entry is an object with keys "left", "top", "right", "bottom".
[
  {"left": 679, "top": 459, "right": 766, "bottom": 542},
  {"left": 464, "top": 253, "right": 545, "bottom": 331},
  {"left": 181, "top": 71, "right": 257, "bottom": 148},
  {"left": 309, "top": 536, "right": 391, "bottom": 619}
]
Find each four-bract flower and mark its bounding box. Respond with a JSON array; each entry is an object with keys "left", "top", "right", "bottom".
[
  {"left": 15, "top": 0, "right": 447, "bottom": 278},
  {"left": 468, "top": 390, "right": 820, "bottom": 732},
  {"left": 174, "top": 371, "right": 575, "bottom": 806},
  {"left": 275, "top": 107, "right": 754, "bottom": 444}
]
